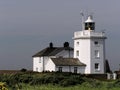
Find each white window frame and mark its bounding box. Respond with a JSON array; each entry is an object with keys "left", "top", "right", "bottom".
[
  {"left": 76, "top": 50, "right": 79, "bottom": 56},
  {"left": 95, "top": 50, "right": 100, "bottom": 58},
  {"left": 95, "top": 63, "right": 100, "bottom": 71}
]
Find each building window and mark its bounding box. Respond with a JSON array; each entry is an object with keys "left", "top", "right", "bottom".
[
  {"left": 74, "top": 67, "right": 77, "bottom": 73},
  {"left": 76, "top": 42, "right": 79, "bottom": 46},
  {"left": 36, "top": 67, "right": 38, "bottom": 71},
  {"left": 95, "top": 50, "right": 100, "bottom": 58},
  {"left": 94, "top": 41, "right": 98, "bottom": 45},
  {"left": 58, "top": 67, "right": 62, "bottom": 72},
  {"left": 76, "top": 50, "right": 79, "bottom": 56},
  {"left": 39, "top": 58, "right": 41, "bottom": 63},
  {"left": 94, "top": 41, "right": 100, "bottom": 46},
  {"left": 95, "top": 63, "right": 100, "bottom": 71}
]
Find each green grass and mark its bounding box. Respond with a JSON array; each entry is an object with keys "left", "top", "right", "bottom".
[
  {"left": 0, "top": 72, "right": 120, "bottom": 90},
  {"left": 8, "top": 82, "right": 120, "bottom": 90}
]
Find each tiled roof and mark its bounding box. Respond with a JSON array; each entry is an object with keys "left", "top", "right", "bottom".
[
  {"left": 32, "top": 47, "right": 73, "bottom": 57},
  {"left": 51, "top": 58, "right": 86, "bottom": 66}
]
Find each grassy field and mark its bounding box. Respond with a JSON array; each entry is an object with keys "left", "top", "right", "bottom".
[
  {"left": 0, "top": 72, "right": 120, "bottom": 90},
  {"left": 8, "top": 83, "right": 120, "bottom": 90}
]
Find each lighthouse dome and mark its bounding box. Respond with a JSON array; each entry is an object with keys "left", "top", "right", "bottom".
[
  {"left": 85, "top": 15, "right": 94, "bottom": 22},
  {"left": 84, "top": 15, "right": 95, "bottom": 30}
]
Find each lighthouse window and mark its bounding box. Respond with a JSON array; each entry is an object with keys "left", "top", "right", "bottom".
[
  {"left": 94, "top": 41, "right": 98, "bottom": 45},
  {"left": 76, "top": 50, "right": 79, "bottom": 56},
  {"left": 76, "top": 42, "right": 79, "bottom": 46},
  {"left": 95, "top": 63, "right": 100, "bottom": 71},
  {"left": 95, "top": 50, "right": 100, "bottom": 58},
  {"left": 36, "top": 67, "right": 38, "bottom": 71}
]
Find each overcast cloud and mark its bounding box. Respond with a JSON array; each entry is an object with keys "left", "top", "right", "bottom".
[{"left": 0, "top": 0, "right": 120, "bottom": 71}]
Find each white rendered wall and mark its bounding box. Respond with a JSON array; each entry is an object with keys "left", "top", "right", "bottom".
[
  {"left": 45, "top": 58, "right": 56, "bottom": 71},
  {"left": 33, "top": 49, "right": 73, "bottom": 72},
  {"left": 33, "top": 56, "right": 85, "bottom": 73},
  {"left": 33, "top": 57, "right": 43, "bottom": 72},
  {"left": 74, "top": 39, "right": 91, "bottom": 73},
  {"left": 74, "top": 30, "right": 106, "bottom": 74},
  {"left": 33, "top": 56, "right": 52, "bottom": 72},
  {"left": 56, "top": 50, "right": 73, "bottom": 58},
  {"left": 56, "top": 66, "right": 85, "bottom": 74},
  {"left": 90, "top": 39, "right": 105, "bottom": 73}
]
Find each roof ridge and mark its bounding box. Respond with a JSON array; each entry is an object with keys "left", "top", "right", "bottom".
[{"left": 32, "top": 46, "right": 73, "bottom": 57}]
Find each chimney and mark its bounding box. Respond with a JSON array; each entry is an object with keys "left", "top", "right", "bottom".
[
  {"left": 49, "top": 42, "right": 53, "bottom": 48},
  {"left": 64, "top": 42, "right": 69, "bottom": 47}
]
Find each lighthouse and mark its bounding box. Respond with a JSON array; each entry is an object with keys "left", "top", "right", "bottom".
[{"left": 73, "top": 15, "right": 107, "bottom": 74}]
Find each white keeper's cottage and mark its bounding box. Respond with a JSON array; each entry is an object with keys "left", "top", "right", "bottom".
[
  {"left": 33, "top": 15, "right": 107, "bottom": 74},
  {"left": 33, "top": 42, "right": 86, "bottom": 73}
]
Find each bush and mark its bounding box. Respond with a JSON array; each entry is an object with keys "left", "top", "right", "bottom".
[
  {"left": 83, "top": 78, "right": 102, "bottom": 88},
  {"left": 60, "top": 79, "right": 76, "bottom": 87},
  {"left": 59, "top": 75, "right": 84, "bottom": 87},
  {"left": 30, "top": 76, "right": 44, "bottom": 85},
  {"left": 0, "top": 72, "right": 85, "bottom": 88},
  {"left": 112, "top": 79, "right": 120, "bottom": 88},
  {"left": 0, "top": 82, "right": 8, "bottom": 90},
  {"left": 18, "top": 74, "right": 33, "bottom": 83},
  {"left": 20, "top": 68, "right": 27, "bottom": 72},
  {"left": 42, "top": 73, "right": 64, "bottom": 84}
]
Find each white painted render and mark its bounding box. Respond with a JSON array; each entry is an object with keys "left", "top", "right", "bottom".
[
  {"left": 45, "top": 58, "right": 56, "bottom": 72},
  {"left": 74, "top": 30, "right": 106, "bottom": 74},
  {"left": 56, "top": 66, "right": 85, "bottom": 74},
  {"left": 33, "top": 50, "right": 73, "bottom": 72},
  {"left": 33, "top": 57, "right": 43, "bottom": 72},
  {"left": 74, "top": 38, "right": 91, "bottom": 73},
  {"left": 90, "top": 39, "right": 105, "bottom": 73},
  {"left": 55, "top": 50, "right": 73, "bottom": 58},
  {"left": 33, "top": 56, "right": 86, "bottom": 73}
]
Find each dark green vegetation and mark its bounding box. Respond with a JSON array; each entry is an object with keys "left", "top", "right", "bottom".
[
  {"left": 0, "top": 72, "right": 84, "bottom": 89},
  {"left": 0, "top": 72, "right": 120, "bottom": 90}
]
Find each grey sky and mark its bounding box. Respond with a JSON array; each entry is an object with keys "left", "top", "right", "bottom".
[{"left": 0, "top": 0, "right": 120, "bottom": 71}]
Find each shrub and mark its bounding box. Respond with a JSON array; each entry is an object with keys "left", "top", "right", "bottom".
[
  {"left": 18, "top": 74, "right": 33, "bottom": 83},
  {"left": 60, "top": 79, "right": 76, "bottom": 87},
  {"left": 29, "top": 76, "right": 44, "bottom": 85},
  {"left": 112, "top": 79, "right": 120, "bottom": 88},
  {"left": 20, "top": 68, "right": 27, "bottom": 72},
  {"left": 59, "top": 75, "right": 84, "bottom": 87},
  {"left": 83, "top": 78, "right": 102, "bottom": 88},
  {"left": 0, "top": 72, "right": 86, "bottom": 88},
  {"left": 0, "top": 82, "right": 8, "bottom": 90}
]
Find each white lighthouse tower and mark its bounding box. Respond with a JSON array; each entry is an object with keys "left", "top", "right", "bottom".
[{"left": 73, "top": 15, "right": 107, "bottom": 74}]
